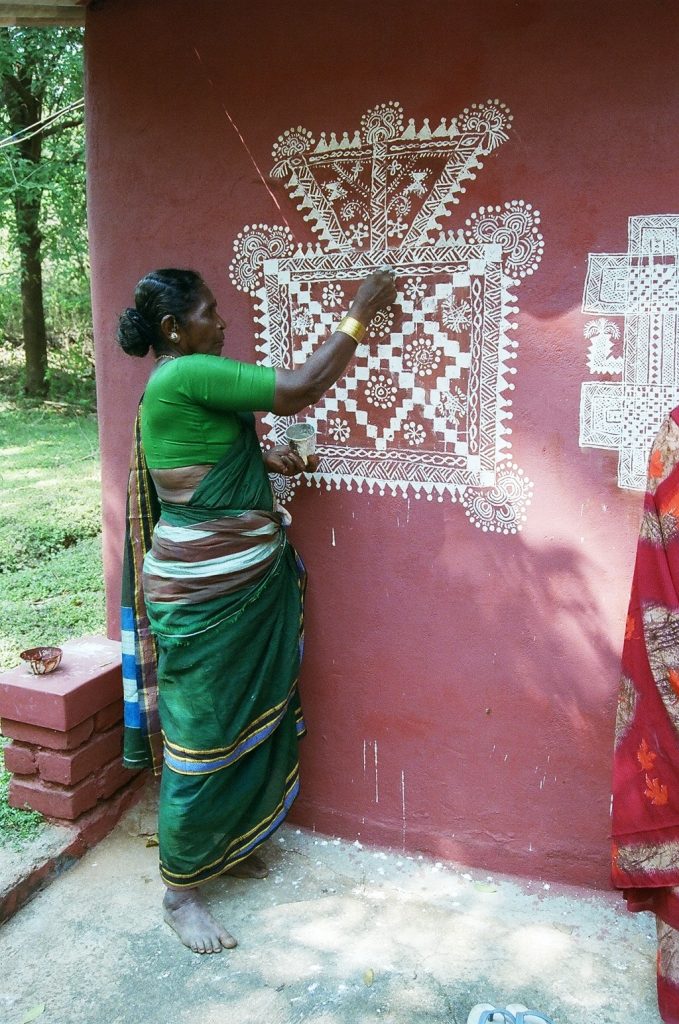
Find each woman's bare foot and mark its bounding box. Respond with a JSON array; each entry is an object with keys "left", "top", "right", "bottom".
[
  {"left": 163, "top": 887, "right": 237, "bottom": 953},
  {"left": 223, "top": 852, "right": 269, "bottom": 879}
]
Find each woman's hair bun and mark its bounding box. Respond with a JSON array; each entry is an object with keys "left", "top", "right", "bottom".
[
  {"left": 117, "top": 307, "right": 155, "bottom": 358},
  {"left": 118, "top": 269, "right": 203, "bottom": 358}
]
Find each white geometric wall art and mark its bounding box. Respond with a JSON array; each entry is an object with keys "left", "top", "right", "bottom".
[
  {"left": 229, "top": 100, "right": 544, "bottom": 533},
  {"left": 579, "top": 215, "right": 679, "bottom": 491}
]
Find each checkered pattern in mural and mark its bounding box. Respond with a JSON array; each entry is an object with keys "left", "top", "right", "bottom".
[
  {"left": 230, "top": 101, "right": 544, "bottom": 533},
  {"left": 580, "top": 215, "right": 679, "bottom": 490}
]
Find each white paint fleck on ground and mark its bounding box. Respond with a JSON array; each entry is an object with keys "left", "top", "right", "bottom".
[{"left": 0, "top": 789, "right": 660, "bottom": 1024}]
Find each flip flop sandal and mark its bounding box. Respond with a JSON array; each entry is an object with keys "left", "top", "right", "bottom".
[
  {"left": 506, "top": 1005, "right": 556, "bottom": 1024},
  {"left": 466, "top": 1007, "right": 517, "bottom": 1024}
]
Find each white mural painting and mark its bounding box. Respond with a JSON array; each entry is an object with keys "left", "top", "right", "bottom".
[
  {"left": 579, "top": 215, "right": 679, "bottom": 491},
  {"left": 229, "top": 100, "right": 544, "bottom": 533}
]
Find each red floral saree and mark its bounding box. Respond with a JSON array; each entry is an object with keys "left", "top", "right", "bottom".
[{"left": 613, "top": 408, "right": 679, "bottom": 1023}]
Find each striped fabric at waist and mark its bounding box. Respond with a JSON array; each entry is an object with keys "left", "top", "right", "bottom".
[{"left": 143, "top": 509, "right": 284, "bottom": 605}]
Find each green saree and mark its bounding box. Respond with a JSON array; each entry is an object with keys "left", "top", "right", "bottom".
[{"left": 140, "top": 413, "right": 306, "bottom": 887}]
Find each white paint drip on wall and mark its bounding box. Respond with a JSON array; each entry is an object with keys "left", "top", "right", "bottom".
[
  {"left": 363, "top": 739, "right": 380, "bottom": 803},
  {"left": 401, "top": 769, "right": 407, "bottom": 850},
  {"left": 331, "top": 527, "right": 336, "bottom": 547}
]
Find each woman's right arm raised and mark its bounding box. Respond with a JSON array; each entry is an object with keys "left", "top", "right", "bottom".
[{"left": 273, "top": 271, "right": 397, "bottom": 416}]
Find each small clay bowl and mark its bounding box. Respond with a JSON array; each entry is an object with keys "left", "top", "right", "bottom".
[{"left": 19, "top": 646, "right": 63, "bottom": 675}]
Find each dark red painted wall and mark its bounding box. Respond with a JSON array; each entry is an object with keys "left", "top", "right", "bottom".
[{"left": 86, "top": 0, "right": 679, "bottom": 887}]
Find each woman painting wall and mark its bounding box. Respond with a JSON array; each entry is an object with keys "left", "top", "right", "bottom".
[{"left": 117, "top": 267, "right": 396, "bottom": 953}]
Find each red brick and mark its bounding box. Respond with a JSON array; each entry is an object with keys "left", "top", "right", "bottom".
[
  {"left": 0, "top": 635, "right": 122, "bottom": 731},
  {"left": 9, "top": 753, "right": 141, "bottom": 821},
  {"left": 94, "top": 700, "right": 122, "bottom": 732},
  {"left": 1, "top": 717, "right": 94, "bottom": 750},
  {"left": 36, "top": 727, "right": 122, "bottom": 786},
  {"left": 96, "top": 755, "right": 135, "bottom": 800},
  {"left": 77, "top": 772, "right": 146, "bottom": 846},
  {"left": 3, "top": 742, "right": 37, "bottom": 776},
  {"left": 0, "top": 855, "right": 70, "bottom": 926},
  {"left": 0, "top": 775, "right": 146, "bottom": 925},
  {"left": 10, "top": 773, "right": 99, "bottom": 820},
  {"left": 8, "top": 739, "right": 142, "bottom": 821}
]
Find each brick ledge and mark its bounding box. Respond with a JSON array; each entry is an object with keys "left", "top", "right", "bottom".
[{"left": 0, "top": 634, "right": 122, "bottom": 732}]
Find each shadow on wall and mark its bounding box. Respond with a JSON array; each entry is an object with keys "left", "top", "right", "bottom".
[
  {"left": 290, "top": 485, "right": 624, "bottom": 887},
  {"left": 433, "top": 512, "right": 624, "bottom": 884}
]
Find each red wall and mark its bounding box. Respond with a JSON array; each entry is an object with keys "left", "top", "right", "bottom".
[{"left": 85, "top": 0, "right": 679, "bottom": 887}]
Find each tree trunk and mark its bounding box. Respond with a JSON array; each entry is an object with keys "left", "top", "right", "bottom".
[
  {"left": 1, "top": 36, "right": 49, "bottom": 397},
  {"left": 18, "top": 198, "right": 48, "bottom": 397}
]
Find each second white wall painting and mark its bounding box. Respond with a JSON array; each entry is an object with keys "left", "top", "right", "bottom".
[
  {"left": 230, "top": 101, "right": 544, "bottom": 533},
  {"left": 580, "top": 215, "right": 679, "bottom": 491}
]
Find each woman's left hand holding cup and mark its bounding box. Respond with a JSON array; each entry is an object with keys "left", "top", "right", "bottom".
[{"left": 264, "top": 446, "right": 320, "bottom": 476}]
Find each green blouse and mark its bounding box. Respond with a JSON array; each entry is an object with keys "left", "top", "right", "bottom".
[{"left": 140, "top": 354, "right": 276, "bottom": 469}]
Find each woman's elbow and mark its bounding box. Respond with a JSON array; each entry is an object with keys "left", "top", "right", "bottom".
[{"left": 273, "top": 378, "right": 324, "bottom": 415}]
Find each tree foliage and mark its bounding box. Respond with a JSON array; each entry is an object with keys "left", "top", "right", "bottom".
[{"left": 0, "top": 27, "right": 88, "bottom": 397}]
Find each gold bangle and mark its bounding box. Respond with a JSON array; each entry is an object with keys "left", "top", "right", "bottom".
[{"left": 337, "top": 314, "right": 367, "bottom": 345}]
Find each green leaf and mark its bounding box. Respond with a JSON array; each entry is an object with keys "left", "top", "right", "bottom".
[
  {"left": 21, "top": 1005, "right": 45, "bottom": 1023},
  {"left": 473, "top": 881, "right": 498, "bottom": 893}
]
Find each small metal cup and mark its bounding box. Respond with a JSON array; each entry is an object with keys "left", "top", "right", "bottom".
[
  {"left": 19, "top": 645, "right": 62, "bottom": 675},
  {"left": 284, "top": 422, "right": 316, "bottom": 466}
]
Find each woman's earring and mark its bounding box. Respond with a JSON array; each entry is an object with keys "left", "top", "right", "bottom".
[{"left": 170, "top": 331, "right": 179, "bottom": 342}]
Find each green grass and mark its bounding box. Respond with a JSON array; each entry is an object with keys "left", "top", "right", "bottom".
[
  {"left": 0, "top": 536, "right": 106, "bottom": 670},
  {"left": 0, "top": 737, "right": 45, "bottom": 847},
  {"left": 0, "top": 351, "right": 104, "bottom": 846},
  {"left": 0, "top": 338, "right": 96, "bottom": 410},
  {"left": 0, "top": 404, "right": 102, "bottom": 575}
]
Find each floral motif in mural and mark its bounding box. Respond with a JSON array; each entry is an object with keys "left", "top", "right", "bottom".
[{"left": 230, "top": 100, "right": 544, "bottom": 532}]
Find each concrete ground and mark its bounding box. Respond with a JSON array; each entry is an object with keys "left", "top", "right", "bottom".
[{"left": 0, "top": 785, "right": 660, "bottom": 1024}]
